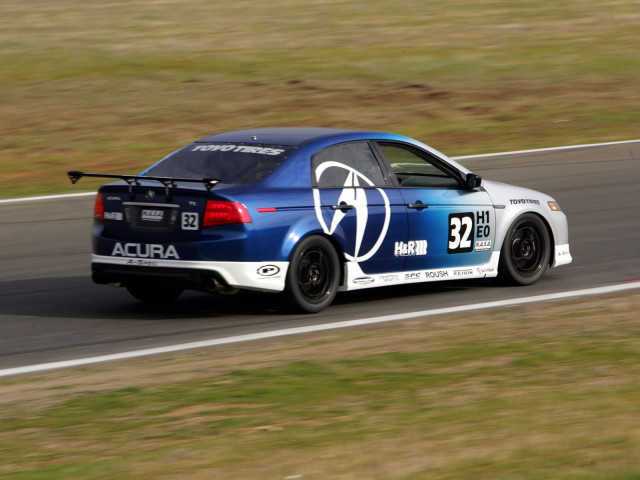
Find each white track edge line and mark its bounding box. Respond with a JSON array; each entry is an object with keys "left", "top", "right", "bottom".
[
  {"left": 2, "top": 281, "right": 639, "bottom": 378},
  {"left": 2, "top": 138, "right": 639, "bottom": 204},
  {"left": 0, "top": 191, "right": 96, "bottom": 204},
  {"left": 452, "top": 139, "right": 640, "bottom": 161}
]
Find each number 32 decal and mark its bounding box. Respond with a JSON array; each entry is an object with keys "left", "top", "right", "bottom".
[
  {"left": 181, "top": 212, "right": 199, "bottom": 230},
  {"left": 448, "top": 213, "right": 474, "bottom": 253}
]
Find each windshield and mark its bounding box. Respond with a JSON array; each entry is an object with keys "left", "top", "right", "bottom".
[{"left": 144, "top": 143, "right": 294, "bottom": 185}]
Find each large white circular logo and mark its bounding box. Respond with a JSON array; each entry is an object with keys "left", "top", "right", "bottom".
[{"left": 313, "top": 161, "right": 390, "bottom": 262}]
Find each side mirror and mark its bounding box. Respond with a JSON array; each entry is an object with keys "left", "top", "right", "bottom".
[{"left": 465, "top": 173, "right": 482, "bottom": 190}]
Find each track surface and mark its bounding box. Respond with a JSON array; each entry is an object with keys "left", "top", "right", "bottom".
[{"left": 1, "top": 142, "right": 638, "bottom": 369}]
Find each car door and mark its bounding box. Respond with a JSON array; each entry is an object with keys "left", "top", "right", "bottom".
[
  {"left": 374, "top": 141, "right": 496, "bottom": 274},
  {"left": 311, "top": 141, "right": 407, "bottom": 274}
]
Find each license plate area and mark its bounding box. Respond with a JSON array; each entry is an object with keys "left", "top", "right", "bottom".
[{"left": 123, "top": 202, "right": 180, "bottom": 232}]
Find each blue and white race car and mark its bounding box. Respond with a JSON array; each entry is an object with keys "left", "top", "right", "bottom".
[{"left": 69, "top": 128, "right": 571, "bottom": 313}]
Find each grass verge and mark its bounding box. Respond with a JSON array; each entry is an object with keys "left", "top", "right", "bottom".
[
  {"left": 1, "top": 292, "right": 639, "bottom": 479},
  {"left": 2, "top": 0, "right": 640, "bottom": 197}
]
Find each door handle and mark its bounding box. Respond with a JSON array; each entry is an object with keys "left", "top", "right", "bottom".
[
  {"left": 407, "top": 203, "right": 428, "bottom": 209},
  {"left": 331, "top": 204, "right": 354, "bottom": 211}
]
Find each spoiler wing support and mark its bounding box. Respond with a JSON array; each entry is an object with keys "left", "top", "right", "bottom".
[{"left": 67, "top": 171, "right": 220, "bottom": 201}]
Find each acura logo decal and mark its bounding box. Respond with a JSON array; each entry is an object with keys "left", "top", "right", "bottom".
[{"left": 313, "top": 161, "right": 390, "bottom": 262}]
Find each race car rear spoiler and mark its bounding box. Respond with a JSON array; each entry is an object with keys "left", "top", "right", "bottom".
[{"left": 68, "top": 171, "right": 221, "bottom": 199}]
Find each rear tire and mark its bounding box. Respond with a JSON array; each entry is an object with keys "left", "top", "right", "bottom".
[
  {"left": 499, "top": 213, "right": 551, "bottom": 285},
  {"left": 126, "top": 284, "right": 184, "bottom": 304},
  {"left": 284, "top": 236, "right": 340, "bottom": 313}
]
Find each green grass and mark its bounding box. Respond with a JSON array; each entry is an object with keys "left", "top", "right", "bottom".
[
  {"left": 1, "top": 0, "right": 639, "bottom": 197},
  {"left": 1, "top": 293, "right": 639, "bottom": 479}
]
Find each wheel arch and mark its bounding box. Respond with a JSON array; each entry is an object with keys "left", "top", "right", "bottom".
[
  {"left": 284, "top": 232, "right": 343, "bottom": 313},
  {"left": 322, "top": 233, "right": 347, "bottom": 287},
  {"left": 497, "top": 210, "right": 554, "bottom": 285},
  {"left": 534, "top": 213, "right": 556, "bottom": 267},
  {"left": 495, "top": 207, "right": 557, "bottom": 264},
  {"left": 288, "top": 232, "right": 347, "bottom": 288}
]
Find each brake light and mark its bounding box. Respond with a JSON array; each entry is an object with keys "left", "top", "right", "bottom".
[
  {"left": 203, "top": 200, "right": 252, "bottom": 227},
  {"left": 94, "top": 193, "right": 105, "bottom": 222}
]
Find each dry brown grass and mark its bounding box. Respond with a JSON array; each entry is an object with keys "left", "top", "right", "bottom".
[
  {"left": 2, "top": 0, "right": 639, "bottom": 197},
  {"left": 1, "top": 292, "right": 639, "bottom": 479}
]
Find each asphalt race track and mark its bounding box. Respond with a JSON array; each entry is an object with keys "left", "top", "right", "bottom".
[{"left": 1, "top": 141, "right": 639, "bottom": 370}]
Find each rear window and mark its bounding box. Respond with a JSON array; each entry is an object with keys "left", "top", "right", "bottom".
[{"left": 144, "top": 143, "right": 294, "bottom": 185}]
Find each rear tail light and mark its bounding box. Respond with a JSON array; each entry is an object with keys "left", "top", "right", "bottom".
[
  {"left": 203, "top": 200, "right": 252, "bottom": 227},
  {"left": 94, "top": 193, "right": 105, "bottom": 222}
]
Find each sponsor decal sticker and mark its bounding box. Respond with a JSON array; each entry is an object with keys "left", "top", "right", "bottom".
[
  {"left": 425, "top": 270, "right": 449, "bottom": 279},
  {"left": 141, "top": 209, "right": 164, "bottom": 222},
  {"left": 405, "top": 272, "right": 422, "bottom": 281},
  {"left": 104, "top": 212, "right": 123, "bottom": 221},
  {"left": 509, "top": 198, "right": 541, "bottom": 205},
  {"left": 191, "top": 144, "right": 284, "bottom": 155},
  {"left": 353, "top": 276, "right": 375, "bottom": 285},
  {"left": 475, "top": 240, "right": 492, "bottom": 252},
  {"left": 378, "top": 274, "right": 400, "bottom": 283},
  {"left": 477, "top": 267, "right": 495, "bottom": 275},
  {"left": 126, "top": 259, "right": 159, "bottom": 266},
  {"left": 394, "top": 240, "right": 427, "bottom": 257},
  {"left": 453, "top": 268, "right": 473, "bottom": 277},
  {"left": 111, "top": 242, "right": 180, "bottom": 259},
  {"left": 257, "top": 265, "right": 280, "bottom": 277}
]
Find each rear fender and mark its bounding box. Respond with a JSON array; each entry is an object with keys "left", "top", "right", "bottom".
[
  {"left": 253, "top": 208, "right": 325, "bottom": 261},
  {"left": 254, "top": 208, "right": 346, "bottom": 281}
]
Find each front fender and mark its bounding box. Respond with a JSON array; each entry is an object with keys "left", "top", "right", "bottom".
[{"left": 483, "top": 180, "right": 570, "bottom": 265}]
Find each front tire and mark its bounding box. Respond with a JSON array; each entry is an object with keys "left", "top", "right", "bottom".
[
  {"left": 126, "top": 284, "right": 184, "bottom": 304},
  {"left": 284, "top": 235, "right": 340, "bottom": 313},
  {"left": 499, "top": 213, "right": 551, "bottom": 285}
]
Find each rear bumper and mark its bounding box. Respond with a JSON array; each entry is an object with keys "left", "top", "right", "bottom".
[{"left": 91, "top": 255, "right": 288, "bottom": 292}]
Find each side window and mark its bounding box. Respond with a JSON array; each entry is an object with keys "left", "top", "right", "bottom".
[
  {"left": 378, "top": 142, "right": 461, "bottom": 189},
  {"left": 312, "top": 142, "right": 387, "bottom": 188}
]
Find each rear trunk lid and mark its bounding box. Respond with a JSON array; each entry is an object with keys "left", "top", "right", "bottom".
[{"left": 98, "top": 183, "right": 217, "bottom": 242}]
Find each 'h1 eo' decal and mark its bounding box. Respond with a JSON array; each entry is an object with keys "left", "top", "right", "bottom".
[{"left": 448, "top": 210, "right": 492, "bottom": 254}]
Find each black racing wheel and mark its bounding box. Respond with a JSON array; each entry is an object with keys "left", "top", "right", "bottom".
[
  {"left": 499, "top": 213, "right": 551, "bottom": 285},
  {"left": 284, "top": 235, "right": 340, "bottom": 313}
]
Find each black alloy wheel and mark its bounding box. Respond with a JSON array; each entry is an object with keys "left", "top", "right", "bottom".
[
  {"left": 285, "top": 235, "right": 340, "bottom": 313},
  {"left": 499, "top": 213, "right": 551, "bottom": 285}
]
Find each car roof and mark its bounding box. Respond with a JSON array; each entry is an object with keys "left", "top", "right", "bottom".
[
  {"left": 197, "top": 127, "right": 371, "bottom": 147},
  {"left": 194, "top": 127, "right": 470, "bottom": 176}
]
